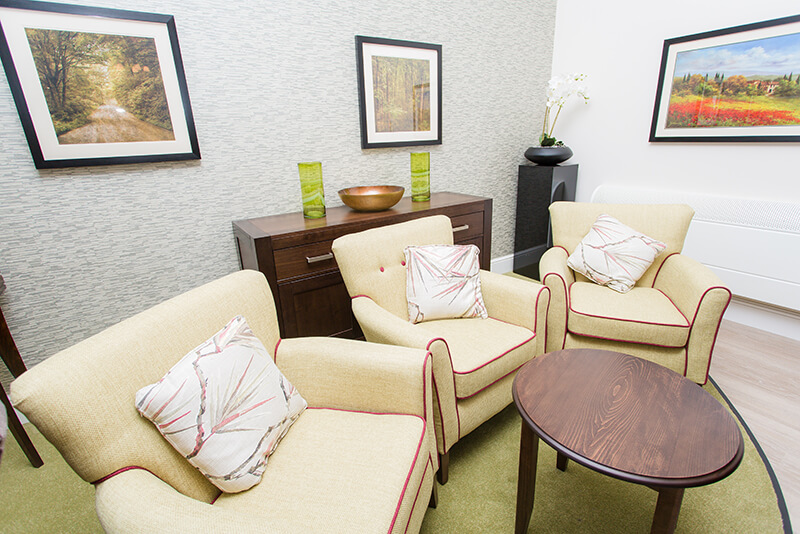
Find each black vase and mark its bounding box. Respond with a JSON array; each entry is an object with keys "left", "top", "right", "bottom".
[{"left": 524, "top": 146, "right": 573, "bottom": 166}]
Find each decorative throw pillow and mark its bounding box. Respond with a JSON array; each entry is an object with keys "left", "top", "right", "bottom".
[
  {"left": 405, "top": 244, "right": 488, "bottom": 324},
  {"left": 135, "top": 315, "right": 306, "bottom": 493},
  {"left": 567, "top": 214, "right": 666, "bottom": 293}
]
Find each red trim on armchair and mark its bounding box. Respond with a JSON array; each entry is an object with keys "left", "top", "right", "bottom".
[
  {"left": 91, "top": 465, "right": 157, "bottom": 485},
  {"left": 690, "top": 286, "right": 733, "bottom": 385},
  {"left": 542, "top": 271, "right": 569, "bottom": 351},
  {"left": 566, "top": 331, "right": 689, "bottom": 350},
  {"left": 426, "top": 337, "right": 461, "bottom": 443},
  {"left": 455, "top": 362, "right": 528, "bottom": 400},
  {"left": 452, "top": 327, "right": 535, "bottom": 375},
  {"left": 402, "top": 457, "right": 433, "bottom": 534},
  {"left": 386, "top": 411, "right": 428, "bottom": 534},
  {"left": 568, "top": 286, "right": 690, "bottom": 329},
  {"left": 650, "top": 252, "right": 680, "bottom": 288}
]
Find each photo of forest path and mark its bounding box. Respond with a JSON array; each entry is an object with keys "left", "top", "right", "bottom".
[
  {"left": 666, "top": 31, "right": 800, "bottom": 129},
  {"left": 371, "top": 55, "right": 430, "bottom": 133},
  {"left": 25, "top": 28, "right": 174, "bottom": 144}
]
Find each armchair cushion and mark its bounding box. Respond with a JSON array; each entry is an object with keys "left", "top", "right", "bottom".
[
  {"left": 416, "top": 317, "right": 536, "bottom": 399},
  {"left": 568, "top": 283, "right": 690, "bottom": 347},
  {"left": 405, "top": 244, "right": 487, "bottom": 323},
  {"left": 567, "top": 214, "right": 666, "bottom": 293},
  {"left": 135, "top": 315, "right": 306, "bottom": 493},
  {"left": 213, "top": 408, "right": 430, "bottom": 533}
]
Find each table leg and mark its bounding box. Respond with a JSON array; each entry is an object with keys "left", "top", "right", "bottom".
[
  {"left": 651, "top": 487, "right": 684, "bottom": 534},
  {"left": 515, "top": 421, "right": 539, "bottom": 534},
  {"left": 556, "top": 451, "right": 569, "bottom": 471}
]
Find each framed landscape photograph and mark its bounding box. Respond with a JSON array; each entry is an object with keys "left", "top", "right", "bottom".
[
  {"left": 650, "top": 15, "right": 800, "bottom": 142},
  {"left": 356, "top": 35, "right": 441, "bottom": 149},
  {"left": 0, "top": 0, "right": 200, "bottom": 168}
]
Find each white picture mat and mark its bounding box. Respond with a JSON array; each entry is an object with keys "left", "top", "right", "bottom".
[{"left": 0, "top": 6, "right": 193, "bottom": 160}]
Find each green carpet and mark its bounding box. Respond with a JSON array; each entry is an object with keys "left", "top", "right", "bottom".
[
  {"left": 0, "top": 422, "right": 102, "bottom": 533},
  {"left": 0, "top": 381, "right": 789, "bottom": 533},
  {"left": 421, "top": 380, "right": 790, "bottom": 533}
]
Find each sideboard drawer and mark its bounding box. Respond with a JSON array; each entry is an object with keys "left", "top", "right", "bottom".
[
  {"left": 274, "top": 241, "right": 337, "bottom": 281},
  {"left": 451, "top": 211, "right": 484, "bottom": 243}
]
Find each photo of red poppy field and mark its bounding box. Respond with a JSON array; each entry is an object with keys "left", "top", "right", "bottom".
[{"left": 664, "top": 30, "right": 800, "bottom": 129}]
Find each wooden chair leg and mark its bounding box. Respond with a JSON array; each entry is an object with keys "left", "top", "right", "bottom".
[
  {"left": 437, "top": 451, "right": 449, "bottom": 485},
  {"left": 0, "top": 304, "right": 43, "bottom": 467},
  {"left": 1, "top": 384, "right": 43, "bottom": 468}
]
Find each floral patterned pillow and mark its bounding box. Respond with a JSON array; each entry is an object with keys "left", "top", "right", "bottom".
[
  {"left": 567, "top": 214, "right": 666, "bottom": 293},
  {"left": 405, "top": 244, "right": 488, "bottom": 324},
  {"left": 135, "top": 315, "right": 306, "bottom": 493}
]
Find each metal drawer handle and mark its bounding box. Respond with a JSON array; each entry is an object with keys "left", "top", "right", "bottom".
[
  {"left": 453, "top": 224, "right": 470, "bottom": 233},
  {"left": 306, "top": 252, "right": 334, "bottom": 264}
]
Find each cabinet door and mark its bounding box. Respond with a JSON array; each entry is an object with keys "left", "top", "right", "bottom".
[{"left": 277, "top": 271, "right": 362, "bottom": 339}]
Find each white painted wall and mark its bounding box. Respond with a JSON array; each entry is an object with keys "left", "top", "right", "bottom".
[
  {"left": 551, "top": 0, "right": 800, "bottom": 340},
  {"left": 551, "top": 0, "right": 800, "bottom": 204}
]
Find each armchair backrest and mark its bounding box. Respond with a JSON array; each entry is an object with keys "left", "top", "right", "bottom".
[
  {"left": 332, "top": 215, "right": 454, "bottom": 320},
  {"left": 10, "top": 270, "right": 281, "bottom": 502},
  {"left": 549, "top": 202, "right": 695, "bottom": 287}
]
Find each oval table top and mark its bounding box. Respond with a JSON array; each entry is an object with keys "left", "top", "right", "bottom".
[{"left": 513, "top": 349, "right": 744, "bottom": 488}]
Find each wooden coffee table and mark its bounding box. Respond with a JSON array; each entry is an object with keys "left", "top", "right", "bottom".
[{"left": 513, "top": 349, "right": 743, "bottom": 534}]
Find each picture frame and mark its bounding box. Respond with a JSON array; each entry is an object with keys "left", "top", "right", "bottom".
[
  {"left": 0, "top": 0, "right": 200, "bottom": 168},
  {"left": 650, "top": 14, "right": 800, "bottom": 143},
  {"left": 356, "top": 35, "right": 441, "bottom": 149}
]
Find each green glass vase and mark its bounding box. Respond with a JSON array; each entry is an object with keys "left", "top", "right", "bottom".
[
  {"left": 297, "top": 162, "right": 326, "bottom": 219},
  {"left": 410, "top": 152, "right": 430, "bottom": 202}
]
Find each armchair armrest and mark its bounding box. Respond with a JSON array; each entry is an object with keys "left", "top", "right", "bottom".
[
  {"left": 95, "top": 469, "right": 246, "bottom": 533},
  {"left": 275, "top": 336, "right": 431, "bottom": 419},
  {"left": 350, "top": 296, "right": 458, "bottom": 456},
  {"left": 539, "top": 246, "right": 573, "bottom": 352},
  {"left": 653, "top": 253, "right": 732, "bottom": 383},
  {"left": 276, "top": 335, "right": 437, "bottom": 468},
  {"left": 479, "top": 270, "right": 549, "bottom": 337}
]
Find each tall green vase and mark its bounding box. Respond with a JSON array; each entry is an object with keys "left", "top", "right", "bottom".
[
  {"left": 410, "top": 152, "right": 430, "bottom": 202},
  {"left": 297, "top": 162, "right": 326, "bottom": 218}
]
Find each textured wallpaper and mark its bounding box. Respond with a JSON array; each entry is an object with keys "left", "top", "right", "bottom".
[{"left": 0, "top": 0, "right": 555, "bottom": 376}]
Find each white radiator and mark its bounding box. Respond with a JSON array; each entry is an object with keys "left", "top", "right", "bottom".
[{"left": 591, "top": 185, "right": 800, "bottom": 313}]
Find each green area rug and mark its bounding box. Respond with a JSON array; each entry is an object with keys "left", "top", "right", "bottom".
[
  {"left": 421, "top": 379, "right": 790, "bottom": 533},
  {"left": 0, "top": 380, "right": 790, "bottom": 533}
]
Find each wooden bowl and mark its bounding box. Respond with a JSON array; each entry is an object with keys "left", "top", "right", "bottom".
[{"left": 338, "top": 185, "right": 405, "bottom": 212}]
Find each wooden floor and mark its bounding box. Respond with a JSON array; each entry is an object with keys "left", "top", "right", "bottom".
[{"left": 710, "top": 320, "right": 799, "bottom": 528}]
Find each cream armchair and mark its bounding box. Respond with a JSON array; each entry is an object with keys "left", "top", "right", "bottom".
[
  {"left": 540, "top": 202, "right": 731, "bottom": 384},
  {"left": 11, "top": 270, "right": 436, "bottom": 533},
  {"left": 331, "top": 215, "right": 550, "bottom": 484}
]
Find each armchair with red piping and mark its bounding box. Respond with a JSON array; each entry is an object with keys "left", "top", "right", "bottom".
[
  {"left": 10, "top": 270, "right": 437, "bottom": 533},
  {"left": 539, "top": 202, "right": 731, "bottom": 384},
  {"left": 331, "top": 215, "right": 550, "bottom": 484}
]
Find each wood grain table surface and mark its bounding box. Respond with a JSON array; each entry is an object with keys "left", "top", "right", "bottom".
[{"left": 513, "top": 349, "right": 744, "bottom": 533}]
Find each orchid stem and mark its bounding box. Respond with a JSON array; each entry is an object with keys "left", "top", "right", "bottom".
[{"left": 548, "top": 105, "right": 563, "bottom": 137}]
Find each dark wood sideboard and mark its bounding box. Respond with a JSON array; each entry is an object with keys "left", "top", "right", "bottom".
[{"left": 233, "top": 192, "right": 492, "bottom": 339}]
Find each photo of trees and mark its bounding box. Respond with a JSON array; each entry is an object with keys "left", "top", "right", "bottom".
[
  {"left": 25, "top": 28, "right": 174, "bottom": 144},
  {"left": 666, "top": 31, "right": 800, "bottom": 128},
  {"left": 370, "top": 55, "right": 430, "bottom": 133}
]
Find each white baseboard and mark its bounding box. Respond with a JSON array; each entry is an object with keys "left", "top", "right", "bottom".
[
  {"left": 491, "top": 253, "right": 515, "bottom": 274},
  {"left": 724, "top": 297, "right": 800, "bottom": 342}
]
